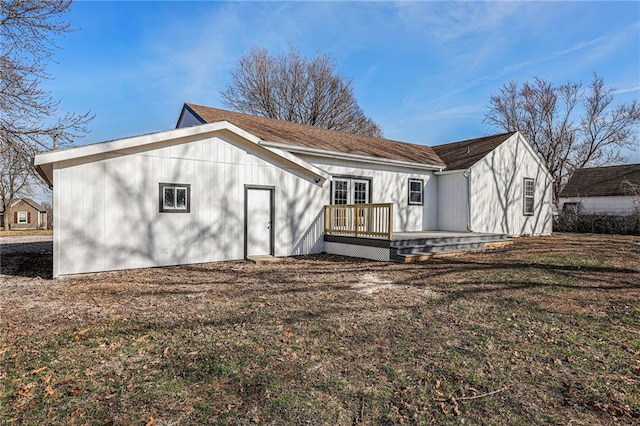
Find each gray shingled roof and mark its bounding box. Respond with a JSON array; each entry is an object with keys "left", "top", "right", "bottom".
[{"left": 560, "top": 164, "right": 640, "bottom": 198}]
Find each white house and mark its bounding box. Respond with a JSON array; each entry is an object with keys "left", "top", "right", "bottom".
[
  {"left": 34, "top": 104, "right": 553, "bottom": 277},
  {"left": 559, "top": 164, "right": 640, "bottom": 215}
]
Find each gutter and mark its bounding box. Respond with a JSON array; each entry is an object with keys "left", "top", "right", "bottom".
[{"left": 258, "top": 140, "right": 445, "bottom": 172}]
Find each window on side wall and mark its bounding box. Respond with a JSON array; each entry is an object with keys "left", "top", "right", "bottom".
[
  {"left": 159, "top": 183, "right": 191, "bottom": 213},
  {"left": 523, "top": 178, "right": 535, "bottom": 216},
  {"left": 562, "top": 202, "right": 580, "bottom": 215},
  {"left": 408, "top": 178, "right": 424, "bottom": 205},
  {"left": 17, "top": 211, "right": 27, "bottom": 223}
]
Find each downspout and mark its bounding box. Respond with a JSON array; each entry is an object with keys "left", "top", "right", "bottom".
[{"left": 464, "top": 169, "right": 475, "bottom": 232}]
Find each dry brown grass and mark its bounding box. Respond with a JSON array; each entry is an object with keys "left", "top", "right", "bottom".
[{"left": 1, "top": 233, "right": 639, "bottom": 424}]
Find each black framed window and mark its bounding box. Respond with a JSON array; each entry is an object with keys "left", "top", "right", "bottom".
[
  {"left": 159, "top": 183, "right": 191, "bottom": 213},
  {"left": 562, "top": 202, "right": 580, "bottom": 214},
  {"left": 408, "top": 178, "right": 424, "bottom": 205}
]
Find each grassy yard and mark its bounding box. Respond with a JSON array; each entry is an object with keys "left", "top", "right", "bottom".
[{"left": 1, "top": 234, "right": 639, "bottom": 424}]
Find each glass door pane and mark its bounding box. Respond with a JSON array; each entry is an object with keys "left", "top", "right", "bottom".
[
  {"left": 333, "top": 179, "right": 349, "bottom": 205},
  {"left": 353, "top": 180, "right": 369, "bottom": 204}
]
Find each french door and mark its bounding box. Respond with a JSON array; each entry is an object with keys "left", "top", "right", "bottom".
[
  {"left": 331, "top": 178, "right": 370, "bottom": 230},
  {"left": 332, "top": 178, "right": 370, "bottom": 205}
]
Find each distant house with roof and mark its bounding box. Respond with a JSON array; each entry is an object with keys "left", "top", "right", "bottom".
[
  {"left": 33, "top": 104, "right": 553, "bottom": 277},
  {"left": 559, "top": 164, "right": 640, "bottom": 216},
  {"left": 0, "top": 198, "right": 48, "bottom": 230}
]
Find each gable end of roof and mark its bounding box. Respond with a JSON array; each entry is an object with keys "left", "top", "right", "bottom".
[{"left": 431, "top": 132, "right": 516, "bottom": 170}]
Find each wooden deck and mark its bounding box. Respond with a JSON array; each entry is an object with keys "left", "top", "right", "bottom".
[{"left": 324, "top": 231, "right": 511, "bottom": 262}]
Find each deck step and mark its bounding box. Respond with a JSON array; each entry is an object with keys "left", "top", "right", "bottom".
[
  {"left": 247, "top": 255, "right": 283, "bottom": 264},
  {"left": 393, "top": 241, "right": 488, "bottom": 255},
  {"left": 390, "top": 234, "right": 508, "bottom": 247}
]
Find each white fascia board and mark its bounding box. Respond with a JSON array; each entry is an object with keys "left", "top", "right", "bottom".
[
  {"left": 32, "top": 120, "right": 326, "bottom": 187},
  {"left": 258, "top": 140, "right": 444, "bottom": 171},
  {"left": 33, "top": 121, "right": 250, "bottom": 166}
]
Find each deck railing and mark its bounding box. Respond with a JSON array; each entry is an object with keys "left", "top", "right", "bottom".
[{"left": 324, "top": 203, "right": 394, "bottom": 239}]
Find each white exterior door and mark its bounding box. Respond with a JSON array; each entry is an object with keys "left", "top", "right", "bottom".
[{"left": 246, "top": 187, "right": 273, "bottom": 257}]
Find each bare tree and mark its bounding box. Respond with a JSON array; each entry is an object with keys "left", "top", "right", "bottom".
[
  {"left": 0, "top": 146, "right": 34, "bottom": 229},
  {"left": 621, "top": 178, "right": 640, "bottom": 235},
  {"left": 221, "top": 46, "right": 383, "bottom": 137},
  {"left": 1, "top": 0, "right": 92, "bottom": 229},
  {"left": 485, "top": 74, "right": 640, "bottom": 201},
  {"left": 41, "top": 201, "right": 53, "bottom": 229}
]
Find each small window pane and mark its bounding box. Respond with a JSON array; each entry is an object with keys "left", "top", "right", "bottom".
[
  {"left": 176, "top": 188, "right": 186, "bottom": 208},
  {"left": 160, "top": 183, "right": 190, "bottom": 213},
  {"left": 334, "top": 180, "right": 348, "bottom": 205},
  {"left": 523, "top": 178, "right": 534, "bottom": 215},
  {"left": 409, "top": 179, "right": 423, "bottom": 205},
  {"left": 18, "top": 212, "right": 27, "bottom": 223},
  {"left": 353, "top": 181, "right": 368, "bottom": 204},
  {"left": 164, "top": 188, "right": 175, "bottom": 208}
]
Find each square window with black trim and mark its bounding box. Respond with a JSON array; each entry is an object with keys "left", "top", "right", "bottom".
[
  {"left": 523, "top": 178, "right": 535, "bottom": 216},
  {"left": 408, "top": 178, "right": 424, "bottom": 205},
  {"left": 159, "top": 183, "right": 191, "bottom": 213}
]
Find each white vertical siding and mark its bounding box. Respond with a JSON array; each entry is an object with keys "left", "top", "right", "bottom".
[
  {"left": 469, "top": 134, "right": 553, "bottom": 236},
  {"left": 559, "top": 196, "right": 637, "bottom": 215},
  {"left": 299, "top": 156, "right": 437, "bottom": 232},
  {"left": 436, "top": 172, "right": 468, "bottom": 232},
  {"left": 423, "top": 175, "right": 438, "bottom": 230},
  {"left": 53, "top": 134, "right": 326, "bottom": 276}
]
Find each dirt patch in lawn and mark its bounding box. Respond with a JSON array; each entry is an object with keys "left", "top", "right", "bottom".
[{"left": 1, "top": 233, "right": 639, "bottom": 425}]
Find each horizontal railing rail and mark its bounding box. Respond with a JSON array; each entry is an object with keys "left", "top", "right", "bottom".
[{"left": 324, "top": 203, "right": 393, "bottom": 239}]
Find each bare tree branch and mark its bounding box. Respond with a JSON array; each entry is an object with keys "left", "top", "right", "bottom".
[
  {"left": 221, "top": 45, "right": 383, "bottom": 137},
  {"left": 485, "top": 73, "right": 639, "bottom": 202},
  {"left": 1, "top": 0, "right": 93, "bottom": 229}
]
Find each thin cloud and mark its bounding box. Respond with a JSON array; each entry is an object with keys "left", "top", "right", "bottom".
[{"left": 615, "top": 86, "right": 640, "bottom": 95}]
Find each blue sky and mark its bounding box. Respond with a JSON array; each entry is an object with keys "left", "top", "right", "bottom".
[{"left": 46, "top": 0, "right": 640, "bottom": 162}]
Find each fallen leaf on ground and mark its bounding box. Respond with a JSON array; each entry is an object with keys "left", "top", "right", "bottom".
[
  {"left": 30, "top": 366, "right": 48, "bottom": 375},
  {"left": 16, "top": 383, "right": 35, "bottom": 397}
]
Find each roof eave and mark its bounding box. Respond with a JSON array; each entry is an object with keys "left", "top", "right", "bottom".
[
  {"left": 259, "top": 140, "right": 444, "bottom": 171},
  {"left": 434, "top": 168, "right": 469, "bottom": 175},
  {"left": 33, "top": 121, "right": 328, "bottom": 187}
]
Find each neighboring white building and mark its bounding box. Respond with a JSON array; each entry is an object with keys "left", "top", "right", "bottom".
[
  {"left": 34, "top": 104, "right": 553, "bottom": 277},
  {"left": 559, "top": 164, "right": 640, "bottom": 215}
]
